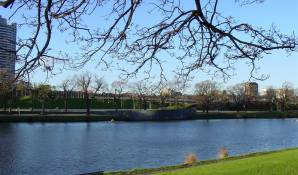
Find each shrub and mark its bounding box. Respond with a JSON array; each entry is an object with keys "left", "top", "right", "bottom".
[
  {"left": 218, "top": 146, "right": 229, "bottom": 159},
  {"left": 184, "top": 153, "right": 198, "bottom": 165}
]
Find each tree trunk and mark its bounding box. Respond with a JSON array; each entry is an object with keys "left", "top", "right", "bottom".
[
  {"left": 31, "top": 95, "right": 34, "bottom": 111},
  {"left": 42, "top": 102, "right": 45, "bottom": 115},
  {"left": 282, "top": 102, "right": 286, "bottom": 112},
  {"left": 64, "top": 92, "right": 68, "bottom": 113},
  {"left": 121, "top": 96, "right": 124, "bottom": 109},
  {"left": 64, "top": 99, "right": 68, "bottom": 113},
  {"left": 3, "top": 99, "right": 7, "bottom": 112},
  {"left": 143, "top": 99, "right": 147, "bottom": 110},
  {"left": 86, "top": 97, "right": 90, "bottom": 115}
]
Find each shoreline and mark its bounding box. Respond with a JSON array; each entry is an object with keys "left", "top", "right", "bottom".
[{"left": 0, "top": 110, "right": 297, "bottom": 122}]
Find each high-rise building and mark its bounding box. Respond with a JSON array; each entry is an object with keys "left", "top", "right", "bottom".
[
  {"left": 0, "top": 16, "right": 16, "bottom": 75},
  {"left": 244, "top": 82, "right": 258, "bottom": 98}
]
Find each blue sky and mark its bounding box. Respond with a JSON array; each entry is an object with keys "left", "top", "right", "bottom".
[{"left": 0, "top": 0, "right": 298, "bottom": 92}]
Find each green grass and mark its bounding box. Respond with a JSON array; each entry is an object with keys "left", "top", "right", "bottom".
[
  {"left": 153, "top": 148, "right": 298, "bottom": 175},
  {"left": 11, "top": 97, "right": 134, "bottom": 109},
  {"left": 8, "top": 96, "right": 162, "bottom": 109},
  {"left": 105, "top": 148, "right": 298, "bottom": 175}
]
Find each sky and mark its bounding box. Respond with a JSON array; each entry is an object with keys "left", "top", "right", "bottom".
[{"left": 0, "top": 0, "right": 298, "bottom": 92}]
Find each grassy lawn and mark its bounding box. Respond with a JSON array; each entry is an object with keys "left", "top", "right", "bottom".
[
  {"left": 105, "top": 148, "right": 298, "bottom": 175},
  {"left": 152, "top": 149, "right": 298, "bottom": 175}
]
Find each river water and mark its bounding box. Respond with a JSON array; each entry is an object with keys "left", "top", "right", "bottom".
[{"left": 1, "top": 119, "right": 298, "bottom": 174}]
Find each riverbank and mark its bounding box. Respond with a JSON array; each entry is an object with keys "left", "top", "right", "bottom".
[
  {"left": 104, "top": 147, "right": 298, "bottom": 175},
  {"left": 0, "top": 110, "right": 298, "bottom": 122},
  {"left": 191, "top": 111, "right": 298, "bottom": 119},
  {"left": 0, "top": 114, "right": 113, "bottom": 122}
]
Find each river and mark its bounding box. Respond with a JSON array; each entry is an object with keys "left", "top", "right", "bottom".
[{"left": 1, "top": 119, "right": 298, "bottom": 174}]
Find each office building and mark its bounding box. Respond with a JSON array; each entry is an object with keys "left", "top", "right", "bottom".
[
  {"left": 0, "top": 16, "right": 16, "bottom": 75},
  {"left": 244, "top": 82, "right": 258, "bottom": 98}
]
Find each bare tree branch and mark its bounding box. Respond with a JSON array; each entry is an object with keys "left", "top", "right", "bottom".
[{"left": 1, "top": 0, "right": 297, "bottom": 81}]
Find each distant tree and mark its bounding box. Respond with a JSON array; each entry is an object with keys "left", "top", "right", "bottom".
[
  {"left": 15, "top": 82, "right": 27, "bottom": 97},
  {"left": 76, "top": 73, "right": 92, "bottom": 114},
  {"left": 228, "top": 83, "right": 246, "bottom": 111},
  {"left": 111, "top": 80, "right": 128, "bottom": 109},
  {"left": 217, "top": 90, "right": 230, "bottom": 111},
  {"left": 294, "top": 89, "right": 298, "bottom": 106},
  {"left": 169, "top": 76, "right": 190, "bottom": 107},
  {"left": 61, "top": 78, "right": 75, "bottom": 112},
  {"left": 0, "top": 70, "right": 14, "bottom": 112},
  {"left": 265, "top": 87, "right": 277, "bottom": 111},
  {"left": 36, "top": 84, "right": 52, "bottom": 115},
  {"left": 76, "top": 72, "right": 105, "bottom": 115},
  {"left": 29, "top": 84, "right": 38, "bottom": 111},
  {"left": 160, "top": 87, "right": 171, "bottom": 108},
  {"left": 131, "top": 80, "right": 155, "bottom": 110},
  {"left": 277, "top": 82, "right": 294, "bottom": 112},
  {"left": 194, "top": 80, "right": 220, "bottom": 113}
]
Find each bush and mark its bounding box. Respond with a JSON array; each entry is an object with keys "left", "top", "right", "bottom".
[
  {"left": 184, "top": 153, "right": 198, "bottom": 165},
  {"left": 218, "top": 146, "right": 229, "bottom": 159}
]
